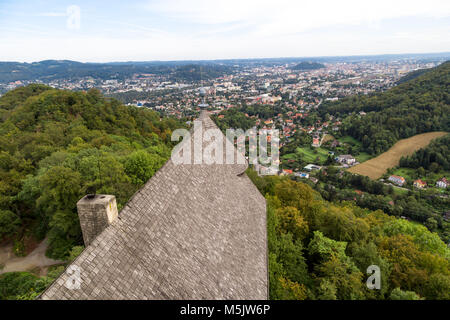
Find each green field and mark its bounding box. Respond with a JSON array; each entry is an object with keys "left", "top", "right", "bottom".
[
  {"left": 355, "top": 152, "right": 372, "bottom": 163},
  {"left": 338, "top": 135, "right": 361, "bottom": 145},
  {"left": 282, "top": 135, "right": 373, "bottom": 167},
  {"left": 282, "top": 146, "right": 332, "bottom": 164},
  {"left": 348, "top": 132, "right": 448, "bottom": 179},
  {"left": 391, "top": 167, "right": 417, "bottom": 180},
  {"left": 392, "top": 185, "right": 410, "bottom": 195}
]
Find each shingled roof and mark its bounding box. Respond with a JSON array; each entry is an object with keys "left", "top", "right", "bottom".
[{"left": 39, "top": 111, "right": 268, "bottom": 300}]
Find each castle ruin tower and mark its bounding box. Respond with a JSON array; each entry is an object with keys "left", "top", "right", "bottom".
[{"left": 76, "top": 194, "right": 118, "bottom": 246}]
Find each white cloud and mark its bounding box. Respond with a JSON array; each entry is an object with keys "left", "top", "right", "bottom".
[
  {"left": 1, "top": 0, "right": 449, "bottom": 61},
  {"left": 37, "top": 12, "right": 67, "bottom": 17},
  {"left": 146, "top": 0, "right": 450, "bottom": 34},
  {"left": 2, "top": 22, "right": 449, "bottom": 63}
]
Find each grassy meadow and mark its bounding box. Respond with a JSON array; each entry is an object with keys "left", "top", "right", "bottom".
[{"left": 348, "top": 132, "right": 448, "bottom": 179}]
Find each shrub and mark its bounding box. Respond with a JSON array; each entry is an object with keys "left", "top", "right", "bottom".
[{"left": 0, "top": 210, "right": 21, "bottom": 240}]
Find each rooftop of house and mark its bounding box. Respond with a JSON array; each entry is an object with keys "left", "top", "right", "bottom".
[
  {"left": 39, "top": 111, "right": 268, "bottom": 300},
  {"left": 338, "top": 154, "right": 355, "bottom": 159},
  {"left": 389, "top": 175, "right": 405, "bottom": 181}
]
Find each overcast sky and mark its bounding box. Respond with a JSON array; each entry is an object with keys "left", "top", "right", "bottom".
[{"left": 1, "top": 0, "right": 450, "bottom": 62}]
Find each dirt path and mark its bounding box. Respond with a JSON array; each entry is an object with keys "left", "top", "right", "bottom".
[
  {"left": 0, "top": 238, "right": 64, "bottom": 275},
  {"left": 348, "top": 131, "right": 447, "bottom": 179}
]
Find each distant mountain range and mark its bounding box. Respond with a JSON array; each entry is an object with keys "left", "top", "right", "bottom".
[
  {"left": 0, "top": 60, "right": 234, "bottom": 83},
  {"left": 1, "top": 52, "right": 449, "bottom": 84}
]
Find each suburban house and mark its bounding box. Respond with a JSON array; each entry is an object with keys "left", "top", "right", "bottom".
[
  {"left": 257, "top": 165, "right": 279, "bottom": 176},
  {"left": 388, "top": 175, "right": 406, "bottom": 186},
  {"left": 312, "top": 137, "right": 320, "bottom": 147},
  {"left": 304, "top": 164, "right": 322, "bottom": 172},
  {"left": 413, "top": 179, "right": 427, "bottom": 189},
  {"left": 436, "top": 178, "right": 448, "bottom": 189},
  {"left": 336, "top": 154, "right": 356, "bottom": 165},
  {"left": 309, "top": 177, "right": 319, "bottom": 184},
  {"left": 281, "top": 169, "right": 293, "bottom": 176}
]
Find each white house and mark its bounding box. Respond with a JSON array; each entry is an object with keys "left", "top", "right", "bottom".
[
  {"left": 336, "top": 154, "right": 356, "bottom": 166},
  {"left": 436, "top": 178, "right": 448, "bottom": 189},
  {"left": 304, "top": 164, "right": 322, "bottom": 172}
]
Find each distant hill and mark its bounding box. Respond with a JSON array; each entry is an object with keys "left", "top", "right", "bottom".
[
  {"left": 171, "top": 64, "right": 231, "bottom": 81},
  {"left": 291, "top": 61, "right": 325, "bottom": 71},
  {"left": 2, "top": 53, "right": 449, "bottom": 83},
  {"left": 320, "top": 61, "right": 450, "bottom": 155},
  {"left": 0, "top": 60, "right": 233, "bottom": 83}
]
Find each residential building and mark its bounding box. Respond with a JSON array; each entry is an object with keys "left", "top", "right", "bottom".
[
  {"left": 436, "top": 178, "right": 448, "bottom": 189},
  {"left": 304, "top": 164, "right": 322, "bottom": 171},
  {"left": 336, "top": 154, "right": 356, "bottom": 165},
  {"left": 413, "top": 179, "right": 427, "bottom": 189},
  {"left": 309, "top": 177, "right": 319, "bottom": 184},
  {"left": 281, "top": 169, "right": 293, "bottom": 176},
  {"left": 388, "top": 175, "right": 406, "bottom": 186},
  {"left": 312, "top": 137, "right": 320, "bottom": 147}
]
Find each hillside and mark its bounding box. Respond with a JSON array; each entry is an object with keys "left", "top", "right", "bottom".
[
  {"left": 0, "top": 84, "right": 183, "bottom": 260},
  {"left": 320, "top": 61, "right": 450, "bottom": 155},
  {"left": 396, "top": 68, "right": 430, "bottom": 84},
  {"left": 291, "top": 62, "right": 325, "bottom": 71},
  {"left": 0, "top": 60, "right": 233, "bottom": 83},
  {"left": 247, "top": 170, "right": 450, "bottom": 300},
  {"left": 399, "top": 133, "right": 450, "bottom": 172}
]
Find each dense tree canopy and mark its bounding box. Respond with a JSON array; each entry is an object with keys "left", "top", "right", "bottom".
[
  {"left": 399, "top": 134, "right": 450, "bottom": 171},
  {"left": 247, "top": 169, "right": 450, "bottom": 300},
  {"left": 0, "top": 84, "right": 184, "bottom": 259}
]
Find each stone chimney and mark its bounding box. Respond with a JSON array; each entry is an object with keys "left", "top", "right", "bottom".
[{"left": 76, "top": 194, "right": 118, "bottom": 246}]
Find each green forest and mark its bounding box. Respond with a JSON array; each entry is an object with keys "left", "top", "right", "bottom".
[
  {"left": 399, "top": 134, "right": 450, "bottom": 172},
  {"left": 311, "top": 167, "right": 449, "bottom": 243},
  {"left": 247, "top": 170, "right": 450, "bottom": 300},
  {"left": 320, "top": 61, "right": 450, "bottom": 155},
  {"left": 0, "top": 84, "right": 183, "bottom": 262}
]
